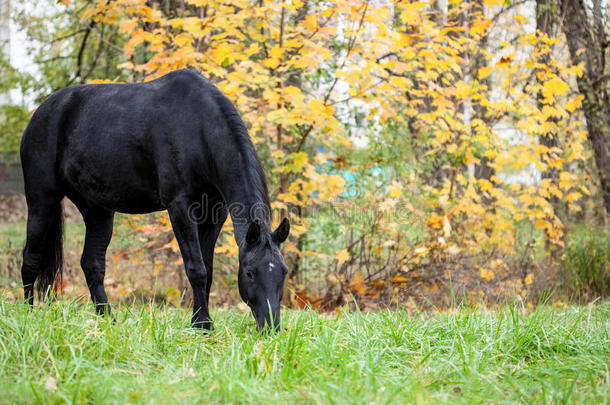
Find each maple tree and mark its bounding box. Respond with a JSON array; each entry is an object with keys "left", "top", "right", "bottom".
[{"left": 69, "top": 0, "right": 593, "bottom": 306}]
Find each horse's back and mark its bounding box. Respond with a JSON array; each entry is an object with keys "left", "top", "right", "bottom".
[{"left": 21, "top": 69, "right": 230, "bottom": 213}]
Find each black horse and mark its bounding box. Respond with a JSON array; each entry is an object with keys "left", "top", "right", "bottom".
[{"left": 20, "top": 69, "right": 290, "bottom": 331}]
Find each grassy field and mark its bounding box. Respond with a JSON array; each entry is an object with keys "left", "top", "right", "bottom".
[{"left": 0, "top": 297, "right": 608, "bottom": 404}]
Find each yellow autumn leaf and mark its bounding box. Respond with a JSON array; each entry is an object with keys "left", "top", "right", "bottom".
[
  {"left": 308, "top": 98, "right": 326, "bottom": 118},
  {"left": 303, "top": 13, "right": 317, "bottom": 32},
  {"left": 470, "top": 19, "right": 490, "bottom": 37},
  {"left": 514, "top": 15, "right": 528, "bottom": 24},
  {"left": 269, "top": 45, "right": 284, "bottom": 60},
  {"left": 480, "top": 268, "right": 495, "bottom": 281},
  {"left": 391, "top": 276, "right": 408, "bottom": 284},
  {"left": 389, "top": 182, "right": 402, "bottom": 198},
  {"left": 174, "top": 33, "right": 194, "bottom": 48},
  {"left": 291, "top": 224, "right": 308, "bottom": 234},
  {"left": 427, "top": 214, "right": 444, "bottom": 229},
  {"left": 559, "top": 171, "right": 573, "bottom": 190},
  {"left": 245, "top": 43, "right": 260, "bottom": 56},
  {"left": 181, "top": 17, "right": 204, "bottom": 37},
  {"left": 210, "top": 43, "right": 234, "bottom": 65},
  {"left": 292, "top": 152, "right": 308, "bottom": 170},
  {"left": 479, "top": 66, "right": 493, "bottom": 80},
  {"left": 565, "top": 95, "right": 584, "bottom": 112},
  {"left": 271, "top": 150, "right": 285, "bottom": 160},
  {"left": 284, "top": 38, "right": 303, "bottom": 49},
  {"left": 278, "top": 193, "right": 300, "bottom": 204},
  {"left": 565, "top": 192, "right": 581, "bottom": 202},
  {"left": 524, "top": 274, "right": 534, "bottom": 285},
  {"left": 119, "top": 18, "right": 138, "bottom": 34},
  {"left": 399, "top": 2, "right": 426, "bottom": 25},
  {"left": 543, "top": 76, "right": 570, "bottom": 98},
  {"left": 283, "top": 85, "right": 303, "bottom": 101},
  {"left": 479, "top": 179, "right": 493, "bottom": 192},
  {"left": 335, "top": 249, "right": 349, "bottom": 265},
  {"left": 153, "top": 262, "right": 163, "bottom": 276},
  {"left": 569, "top": 62, "right": 585, "bottom": 77}
]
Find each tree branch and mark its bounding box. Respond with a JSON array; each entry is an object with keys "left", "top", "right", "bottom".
[{"left": 293, "top": 0, "right": 370, "bottom": 153}]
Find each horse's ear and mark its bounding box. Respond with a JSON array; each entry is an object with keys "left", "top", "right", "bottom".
[
  {"left": 272, "top": 218, "right": 290, "bottom": 244},
  {"left": 246, "top": 220, "right": 261, "bottom": 245}
]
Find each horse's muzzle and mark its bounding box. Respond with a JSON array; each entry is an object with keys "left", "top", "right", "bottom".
[{"left": 252, "top": 301, "right": 280, "bottom": 332}]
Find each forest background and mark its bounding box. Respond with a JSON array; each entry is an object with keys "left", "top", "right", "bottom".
[{"left": 0, "top": 0, "right": 608, "bottom": 311}]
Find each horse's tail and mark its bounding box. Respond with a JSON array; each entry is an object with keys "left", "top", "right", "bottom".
[{"left": 35, "top": 202, "right": 64, "bottom": 297}]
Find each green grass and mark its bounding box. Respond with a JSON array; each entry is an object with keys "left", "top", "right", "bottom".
[
  {"left": 562, "top": 223, "right": 610, "bottom": 298},
  {"left": 0, "top": 297, "right": 608, "bottom": 404}
]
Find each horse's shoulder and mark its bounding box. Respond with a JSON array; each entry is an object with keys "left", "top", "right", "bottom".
[{"left": 29, "top": 86, "right": 83, "bottom": 123}]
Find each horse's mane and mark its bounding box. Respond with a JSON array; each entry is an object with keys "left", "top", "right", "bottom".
[{"left": 211, "top": 87, "right": 271, "bottom": 211}]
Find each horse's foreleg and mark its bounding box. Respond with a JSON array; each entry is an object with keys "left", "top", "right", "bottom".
[
  {"left": 168, "top": 198, "right": 212, "bottom": 330},
  {"left": 80, "top": 208, "right": 114, "bottom": 316},
  {"left": 198, "top": 206, "right": 227, "bottom": 305}
]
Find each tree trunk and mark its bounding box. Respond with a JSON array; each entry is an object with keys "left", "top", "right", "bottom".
[
  {"left": 536, "top": 0, "right": 564, "bottom": 258},
  {"left": 471, "top": 1, "right": 495, "bottom": 208},
  {"left": 560, "top": 0, "right": 610, "bottom": 217},
  {"left": 536, "top": 0, "right": 560, "bottom": 211}
]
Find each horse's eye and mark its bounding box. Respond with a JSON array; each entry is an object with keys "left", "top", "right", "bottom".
[
  {"left": 245, "top": 268, "right": 256, "bottom": 281},
  {"left": 282, "top": 267, "right": 288, "bottom": 276}
]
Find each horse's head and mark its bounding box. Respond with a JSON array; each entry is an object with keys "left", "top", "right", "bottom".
[{"left": 238, "top": 218, "right": 290, "bottom": 332}]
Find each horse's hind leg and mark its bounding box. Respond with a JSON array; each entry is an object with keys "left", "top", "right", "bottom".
[
  {"left": 22, "top": 197, "right": 64, "bottom": 304},
  {"left": 79, "top": 207, "right": 114, "bottom": 315}
]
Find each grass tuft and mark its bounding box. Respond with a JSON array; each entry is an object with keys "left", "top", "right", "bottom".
[{"left": 562, "top": 225, "right": 610, "bottom": 298}]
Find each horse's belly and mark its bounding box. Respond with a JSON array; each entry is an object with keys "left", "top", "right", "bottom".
[{"left": 62, "top": 153, "right": 164, "bottom": 214}]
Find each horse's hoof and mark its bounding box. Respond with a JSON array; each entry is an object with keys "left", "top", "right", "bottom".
[
  {"left": 192, "top": 319, "right": 213, "bottom": 331},
  {"left": 94, "top": 304, "right": 112, "bottom": 318},
  {"left": 95, "top": 310, "right": 111, "bottom": 316}
]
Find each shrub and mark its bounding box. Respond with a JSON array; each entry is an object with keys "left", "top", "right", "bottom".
[{"left": 562, "top": 224, "right": 610, "bottom": 299}]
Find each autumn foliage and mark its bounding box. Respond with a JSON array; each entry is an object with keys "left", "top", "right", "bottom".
[{"left": 73, "top": 0, "right": 594, "bottom": 308}]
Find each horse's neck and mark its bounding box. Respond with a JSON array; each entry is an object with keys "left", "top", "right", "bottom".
[
  {"left": 221, "top": 175, "right": 271, "bottom": 247},
  {"left": 227, "top": 197, "right": 271, "bottom": 247}
]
